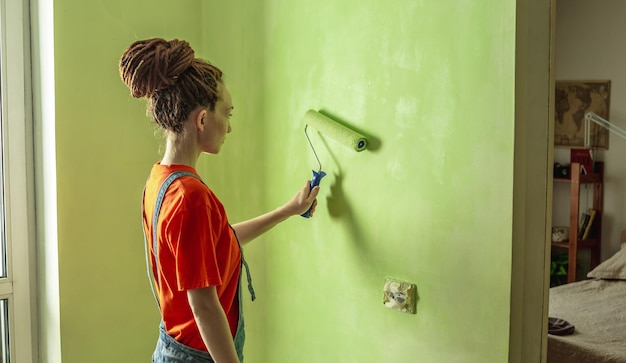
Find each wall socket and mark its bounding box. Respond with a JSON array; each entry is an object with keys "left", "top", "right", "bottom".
[{"left": 383, "top": 278, "right": 417, "bottom": 314}]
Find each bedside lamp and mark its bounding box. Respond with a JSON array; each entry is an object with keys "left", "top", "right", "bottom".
[{"left": 584, "top": 112, "right": 626, "bottom": 148}]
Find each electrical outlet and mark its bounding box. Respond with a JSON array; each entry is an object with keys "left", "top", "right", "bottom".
[{"left": 383, "top": 278, "right": 417, "bottom": 314}]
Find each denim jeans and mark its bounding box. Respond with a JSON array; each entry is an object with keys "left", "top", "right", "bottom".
[{"left": 152, "top": 284, "right": 246, "bottom": 362}]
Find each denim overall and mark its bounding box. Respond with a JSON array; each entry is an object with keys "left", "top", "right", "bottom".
[{"left": 144, "top": 171, "right": 256, "bottom": 363}]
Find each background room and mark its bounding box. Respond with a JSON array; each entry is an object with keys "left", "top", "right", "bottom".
[
  {"left": 547, "top": 1, "right": 626, "bottom": 362},
  {"left": 552, "top": 0, "right": 626, "bottom": 283}
]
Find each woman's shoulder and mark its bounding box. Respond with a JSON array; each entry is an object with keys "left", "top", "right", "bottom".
[
  {"left": 170, "top": 174, "right": 212, "bottom": 198},
  {"left": 150, "top": 164, "right": 209, "bottom": 195},
  {"left": 147, "top": 163, "right": 225, "bottom": 212}
]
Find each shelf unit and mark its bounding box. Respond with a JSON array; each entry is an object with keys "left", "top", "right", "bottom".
[{"left": 552, "top": 162, "right": 603, "bottom": 283}]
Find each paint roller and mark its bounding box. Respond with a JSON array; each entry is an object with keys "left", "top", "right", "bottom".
[{"left": 301, "top": 109, "right": 368, "bottom": 218}]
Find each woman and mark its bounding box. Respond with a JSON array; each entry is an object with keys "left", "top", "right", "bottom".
[{"left": 119, "top": 38, "right": 319, "bottom": 363}]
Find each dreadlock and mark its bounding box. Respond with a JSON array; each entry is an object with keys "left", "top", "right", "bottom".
[{"left": 119, "top": 38, "right": 223, "bottom": 133}]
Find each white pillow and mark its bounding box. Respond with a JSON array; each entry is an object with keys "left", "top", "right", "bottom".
[{"left": 587, "top": 244, "right": 626, "bottom": 280}]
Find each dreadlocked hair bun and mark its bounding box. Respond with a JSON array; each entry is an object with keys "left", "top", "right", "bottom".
[
  {"left": 119, "top": 38, "right": 194, "bottom": 98},
  {"left": 119, "top": 38, "right": 223, "bottom": 133}
]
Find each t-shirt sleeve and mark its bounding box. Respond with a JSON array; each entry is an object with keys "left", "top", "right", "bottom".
[{"left": 166, "top": 194, "right": 224, "bottom": 291}]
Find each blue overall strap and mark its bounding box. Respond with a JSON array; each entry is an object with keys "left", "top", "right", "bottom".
[
  {"left": 143, "top": 171, "right": 199, "bottom": 309},
  {"left": 230, "top": 226, "right": 256, "bottom": 301}
]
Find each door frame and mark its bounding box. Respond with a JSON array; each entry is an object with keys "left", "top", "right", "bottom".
[{"left": 509, "top": 0, "right": 555, "bottom": 362}]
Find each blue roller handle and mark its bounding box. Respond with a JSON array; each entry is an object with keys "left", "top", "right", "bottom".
[{"left": 301, "top": 170, "right": 326, "bottom": 218}]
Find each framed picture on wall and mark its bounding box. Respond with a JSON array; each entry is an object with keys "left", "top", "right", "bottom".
[{"left": 554, "top": 80, "right": 611, "bottom": 149}]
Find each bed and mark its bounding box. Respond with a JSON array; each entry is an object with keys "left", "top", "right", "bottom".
[{"left": 548, "top": 230, "right": 626, "bottom": 363}]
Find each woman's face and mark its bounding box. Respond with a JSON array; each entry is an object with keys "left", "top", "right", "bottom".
[{"left": 201, "top": 84, "right": 233, "bottom": 154}]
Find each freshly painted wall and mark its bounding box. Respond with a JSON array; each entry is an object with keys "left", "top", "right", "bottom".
[
  {"left": 554, "top": 0, "right": 626, "bottom": 258},
  {"left": 204, "top": 1, "right": 516, "bottom": 362},
  {"left": 49, "top": 1, "right": 527, "bottom": 362}
]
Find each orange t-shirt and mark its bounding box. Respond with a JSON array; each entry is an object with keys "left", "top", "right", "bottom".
[{"left": 143, "top": 163, "right": 241, "bottom": 351}]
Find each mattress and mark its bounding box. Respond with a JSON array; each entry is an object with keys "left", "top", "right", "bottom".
[{"left": 548, "top": 279, "right": 626, "bottom": 363}]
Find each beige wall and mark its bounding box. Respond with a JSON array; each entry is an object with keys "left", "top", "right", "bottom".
[{"left": 554, "top": 0, "right": 626, "bottom": 257}]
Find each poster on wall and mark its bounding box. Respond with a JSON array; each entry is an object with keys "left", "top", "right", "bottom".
[{"left": 554, "top": 80, "right": 611, "bottom": 149}]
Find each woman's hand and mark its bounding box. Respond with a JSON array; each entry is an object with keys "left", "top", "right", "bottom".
[
  {"left": 281, "top": 180, "right": 320, "bottom": 217},
  {"left": 231, "top": 180, "right": 321, "bottom": 245}
]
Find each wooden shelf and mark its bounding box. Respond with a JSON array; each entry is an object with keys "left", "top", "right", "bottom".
[
  {"left": 551, "top": 162, "right": 603, "bottom": 283},
  {"left": 551, "top": 237, "right": 599, "bottom": 250},
  {"left": 554, "top": 173, "right": 602, "bottom": 184}
]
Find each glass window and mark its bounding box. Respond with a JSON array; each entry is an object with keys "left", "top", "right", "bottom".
[
  {"left": 0, "top": 0, "right": 36, "bottom": 361},
  {"left": 0, "top": 299, "right": 8, "bottom": 363}
]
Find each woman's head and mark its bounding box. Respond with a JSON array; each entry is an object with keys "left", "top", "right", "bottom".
[{"left": 119, "top": 38, "right": 223, "bottom": 133}]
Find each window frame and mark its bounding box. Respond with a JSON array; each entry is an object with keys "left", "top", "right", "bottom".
[{"left": 0, "top": 0, "right": 37, "bottom": 361}]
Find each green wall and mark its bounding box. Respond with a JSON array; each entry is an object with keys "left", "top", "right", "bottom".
[
  {"left": 53, "top": 0, "right": 206, "bottom": 361},
  {"left": 52, "top": 0, "right": 516, "bottom": 362},
  {"left": 207, "top": 1, "right": 516, "bottom": 362}
]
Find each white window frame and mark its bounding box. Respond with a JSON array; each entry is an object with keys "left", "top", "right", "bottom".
[{"left": 0, "top": 0, "right": 37, "bottom": 362}]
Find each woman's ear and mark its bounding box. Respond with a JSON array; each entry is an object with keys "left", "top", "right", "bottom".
[{"left": 195, "top": 108, "right": 208, "bottom": 131}]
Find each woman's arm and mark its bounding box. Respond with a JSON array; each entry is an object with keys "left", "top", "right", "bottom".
[
  {"left": 232, "top": 180, "right": 320, "bottom": 245},
  {"left": 187, "top": 286, "right": 240, "bottom": 363}
]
